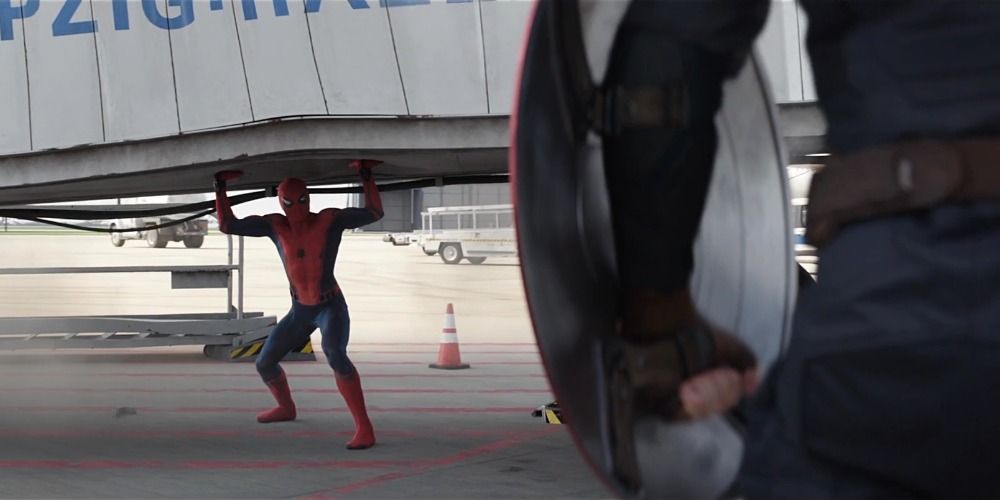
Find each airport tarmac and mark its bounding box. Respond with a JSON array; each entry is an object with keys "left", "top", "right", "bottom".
[{"left": 0, "top": 232, "right": 610, "bottom": 498}]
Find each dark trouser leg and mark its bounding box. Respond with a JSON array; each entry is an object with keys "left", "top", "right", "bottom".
[
  {"left": 740, "top": 202, "right": 1000, "bottom": 498},
  {"left": 255, "top": 305, "right": 312, "bottom": 423},
  {"left": 317, "top": 295, "right": 374, "bottom": 450},
  {"left": 602, "top": 14, "right": 729, "bottom": 341},
  {"left": 318, "top": 295, "right": 355, "bottom": 376},
  {"left": 256, "top": 306, "right": 311, "bottom": 382},
  {"left": 603, "top": 19, "right": 727, "bottom": 297},
  {"left": 603, "top": 96, "right": 719, "bottom": 298}
]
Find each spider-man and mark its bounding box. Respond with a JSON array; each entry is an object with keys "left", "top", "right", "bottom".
[{"left": 213, "top": 161, "right": 383, "bottom": 450}]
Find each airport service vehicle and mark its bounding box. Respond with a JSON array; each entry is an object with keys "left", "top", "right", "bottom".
[
  {"left": 419, "top": 204, "right": 517, "bottom": 265},
  {"left": 110, "top": 194, "right": 210, "bottom": 248},
  {"left": 383, "top": 232, "right": 413, "bottom": 246}
]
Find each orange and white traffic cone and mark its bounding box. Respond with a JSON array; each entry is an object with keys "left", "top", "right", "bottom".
[{"left": 429, "top": 303, "right": 470, "bottom": 370}]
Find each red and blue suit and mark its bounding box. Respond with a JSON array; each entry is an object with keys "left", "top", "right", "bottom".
[{"left": 213, "top": 162, "right": 383, "bottom": 450}]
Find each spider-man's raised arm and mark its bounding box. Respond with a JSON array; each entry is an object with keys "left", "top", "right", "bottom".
[
  {"left": 331, "top": 160, "right": 384, "bottom": 230},
  {"left": 214, "top": 170, "right": 275, "bottom": 237}
]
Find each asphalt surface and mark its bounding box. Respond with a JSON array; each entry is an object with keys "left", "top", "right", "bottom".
[{"left": 0, "top": 233, "right": 610, "bottom": 499}]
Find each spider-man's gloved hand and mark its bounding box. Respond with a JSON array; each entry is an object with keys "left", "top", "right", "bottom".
[
  {"left": 348, "top": 160, "right": 382, "bottom": 182},
  {"left": 214, "top": 170, "right": 243, "bottom": 193}
]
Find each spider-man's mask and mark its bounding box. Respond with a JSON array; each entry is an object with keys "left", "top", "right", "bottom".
[{"left": 277, "top": 178, "right": 310, "bottom": 222}]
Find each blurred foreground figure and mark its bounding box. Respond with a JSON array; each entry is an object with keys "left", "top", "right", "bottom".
[
  {"left": 214, "top": 161, "right": 383, "bottom": 450},
  {"left": 606, "top": 1, "right": 1000, "bottom": 497}
]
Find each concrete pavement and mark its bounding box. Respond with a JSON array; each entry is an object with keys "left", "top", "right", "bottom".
[{"left": 0, "top": 233, "right": 609, "bottom": 498}]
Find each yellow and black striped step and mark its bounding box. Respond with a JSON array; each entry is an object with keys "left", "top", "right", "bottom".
[{"left": 203, "top": 339, "right": 316, "bottom": 363}]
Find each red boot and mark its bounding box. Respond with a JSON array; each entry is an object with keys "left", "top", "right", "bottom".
[
  {"left": 258, "top": 371, "right": 296, "bottom": 423},
  {"left": 335, "top": 371, "right": 375, "bottom": 450}
]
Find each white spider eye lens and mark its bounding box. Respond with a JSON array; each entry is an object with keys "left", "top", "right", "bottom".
[
  {"left": 299, "top": 195, "right": 308, "bottom": 204},
  {"left": 281, "top": 198, "right": 293, "bottom": 207}
]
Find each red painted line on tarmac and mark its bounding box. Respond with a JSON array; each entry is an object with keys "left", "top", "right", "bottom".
[
  {"left": 0, "top": 429, "right": 564, "bottom": 476},
  {"left": 349, "top": 350, "right": 538, "bottom": 355},
  {"left": 77, "top": 372, "right": 546, "bottom": 379},
  {"left": 350, "top": 361, "right": 542, "bottom": 365},
  {"left": 0, "top": 387, "right": 550, "bottom": 395},
  {"left": 0, "top": 460, "right": 168, "bottom": 470},
  {"left": 424, "top": 427, "right": 561, "bottom": 467},
  {"left": 0, "top": 459, "right": 411, "bottom": 471},
  {"left": 324, "top": 360, "right": 543, "bottom": 366},
  {"left": 0, "top": 428, "right": 535, "bottom": 441},
  {"left": 8, "top": 360, "right": 541, "bottom": 367},
  {"left": 318, "top": 427, "right": 563, "bottom": 497},
  {"left": 177, "top": 459, "right": 412, "bottom": 470},
  {"left": 0, "top": 342, "right": 538, "bottom": 349},
  {"left": 321, "top": 472, "right": 413, "bottom": 498},
  {"left": 1, "top": 405, "right": 532, "bottom": 414},
  {"left": 349, "top": 342, "right": 537, "bottom": 347}
]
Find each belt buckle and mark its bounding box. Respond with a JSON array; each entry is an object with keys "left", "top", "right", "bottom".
[{"left": 893, "top": 140, "right": 964, "bottom": 202}]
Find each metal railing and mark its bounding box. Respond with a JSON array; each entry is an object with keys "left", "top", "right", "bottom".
[{"left": 0, "top": 235, "right": 276, "bottom": 349}]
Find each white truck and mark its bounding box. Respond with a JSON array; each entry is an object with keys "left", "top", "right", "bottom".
[
  {"left": 109, "top": 194, "right": 211, "bottom": 248},
  {"left": 417, "top": 204, "right": 517, "bottom": 265}
]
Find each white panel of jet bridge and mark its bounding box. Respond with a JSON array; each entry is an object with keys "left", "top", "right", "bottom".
[
  {"left": 169, "top": 1, "right": 255, "bottom": 131},
  {"left": 0, "top": 0, "right": 532, "bottom": 157},
  {"left": 388, "top": 0, "right": 489, "bottom": 115},
  {"left": 0, "top": 6, "right": 30, "bottom": 155},
  {"left": 481, "top": 0, "right": 535, "bottom": 114},
  {"left": 92, "top": 0, "right": 180, "bottom": 142},
  {"left": 235, "top": 0, "right": 328, "bottom": 119},
  {"left": 23, "top": 0, "right": 104, "bottom": 150},
  {"left": 0, "top": 0, "right": 821, "bottom": 205},
  {"left": 307, "top": 0, "right": 407, "bottom": 115},
  {"left": 0, "top": 0, "right": 816, "bottom": 155}
]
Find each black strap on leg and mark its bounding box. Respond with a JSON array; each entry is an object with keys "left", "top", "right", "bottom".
[
  {"left": 591, "top": 84, "right": 690, "bottom": 137},
  {"left": 547, "top": 0, "right": 690, "bottom": 141}
]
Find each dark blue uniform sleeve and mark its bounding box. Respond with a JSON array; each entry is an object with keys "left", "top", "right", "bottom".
[
  {"left": 334, "top": 208, "right": 381, "bottom": 230},
  {"left": 223, "top": 215, "right": 273, "bottom": 237},
  {"left": 330, "top": 174, "right": 384, "bottom": 230},
  {"left": 216, "top": 188, "right": 273, "bottom": 237}
]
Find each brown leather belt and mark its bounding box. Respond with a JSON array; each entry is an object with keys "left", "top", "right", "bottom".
[{"left": 806, "top": 137, "right": 1000, "bottom": 247}]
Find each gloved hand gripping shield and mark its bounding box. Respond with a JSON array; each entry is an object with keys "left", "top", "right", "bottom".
[{"left": 510, "top": 1, "right": 796, "bottom": 497}]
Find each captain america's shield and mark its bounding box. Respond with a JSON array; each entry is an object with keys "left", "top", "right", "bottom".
[{"left": 510, "top": 1, "right": 796, "bottom": 497}]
